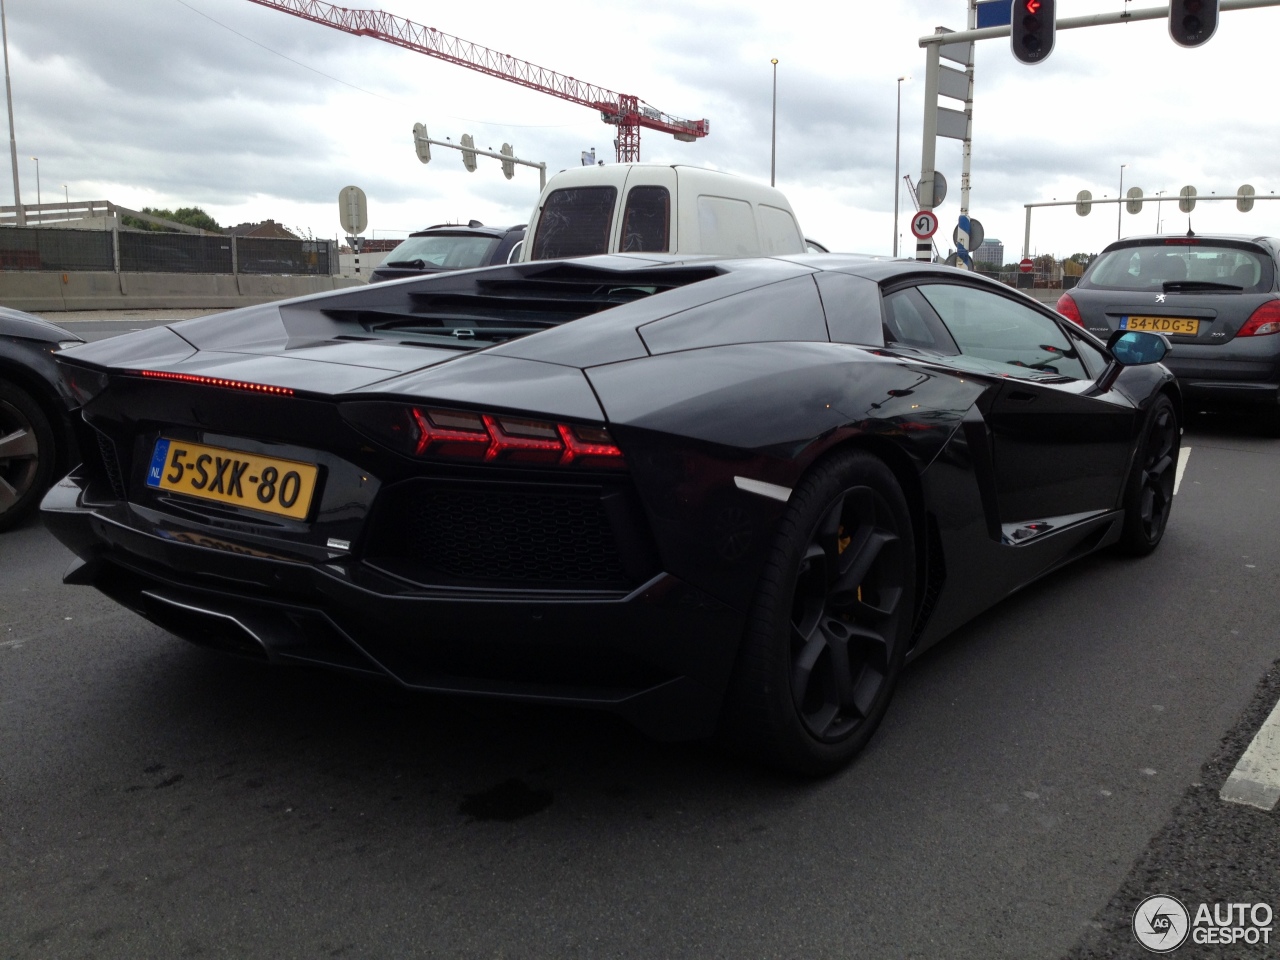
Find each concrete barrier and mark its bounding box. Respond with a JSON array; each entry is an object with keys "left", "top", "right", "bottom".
[{"left": 0, "top": 271, "right": 363, "bottom": 312}]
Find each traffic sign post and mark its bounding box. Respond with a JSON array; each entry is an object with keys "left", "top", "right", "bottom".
[{"left": 911, "top": 210, "right": 939, "bottom": 240}]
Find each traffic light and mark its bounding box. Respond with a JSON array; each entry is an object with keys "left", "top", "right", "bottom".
[
  {"left": 500, "top": 143, "right": 515, "bottom": 180},
  {"left": 412, "top": 122, "right": 431, "bottom": 164},
  {"left": 460, "top": 133, "right": 477, "bottom": 173},
  {"left": 1169, "top": 0, "right": 1219, "bottom": 47},
  {"left": 1011, "top": 0, "right": 1055, "bottom": 64}
]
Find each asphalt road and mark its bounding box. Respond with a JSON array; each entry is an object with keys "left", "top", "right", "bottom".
[{"left": 3, "top": 316, "right": 1280, "bottom": 958}]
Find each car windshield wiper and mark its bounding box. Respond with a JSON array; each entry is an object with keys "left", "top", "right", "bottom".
[{"left": 1162, "top": 280, "right": 1243, "bottom": 292}]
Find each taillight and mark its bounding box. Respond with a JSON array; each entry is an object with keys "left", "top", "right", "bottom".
[
  {"left": 1238, "top": 300, "right": 1280, "bottom": 337},
  {"left": 1056, "top": 292, "right": 1084, "bottom": 326},
  {"left": 137, "top": 369, "right": 295, "bottom": 396},
  {"left": 343, "top": 402, "right": 625, "bottom": 469}
]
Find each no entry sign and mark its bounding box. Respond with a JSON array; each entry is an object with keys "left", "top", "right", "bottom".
[{"left": 1019, "top": 257, "right": 1035, "bottom": 273}]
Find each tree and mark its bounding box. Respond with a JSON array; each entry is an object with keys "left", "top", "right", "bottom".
[{"left": 121, "top": 206, "right": 222, "bottom": 233}]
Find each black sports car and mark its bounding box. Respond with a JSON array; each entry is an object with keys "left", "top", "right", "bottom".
[
  {"left": 43, "top": 254, "right": 1180, "bottom": 774},
  {"left": 0, "top": 306, "right": 84, "bottom": 531}
]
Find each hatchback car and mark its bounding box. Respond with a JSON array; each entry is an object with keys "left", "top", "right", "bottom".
[
  {"left": 1057, "top": 233, "right": 1280, "bottom": 432},
  {"left": 368, "top": 221, "right": 526, "bottom": 283}
]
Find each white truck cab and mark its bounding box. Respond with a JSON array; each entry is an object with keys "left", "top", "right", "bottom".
[{"left": 519, "top": 164, "right": 805, "bottom": 262}]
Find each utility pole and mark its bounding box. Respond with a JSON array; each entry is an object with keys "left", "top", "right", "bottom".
[{"left": 1, "top": 0, "right": 22, "bottom": 226}]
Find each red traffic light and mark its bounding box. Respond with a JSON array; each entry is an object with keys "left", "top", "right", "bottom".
[
  {"left": 1025, "top": 0, "right": 1041, "bottom": 12},
  {"left": 1011, "top": 0, "right": 1055, "bottom": 64}
]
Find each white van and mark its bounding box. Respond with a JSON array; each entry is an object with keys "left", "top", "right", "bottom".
[{"left": 519, "top": 164, "right": 805, "bottom": 262}]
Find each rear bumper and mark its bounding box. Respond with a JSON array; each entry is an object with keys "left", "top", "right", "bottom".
[
  {"left": 1163, "top": 349, "right": 1280, "bottom": 410},
  {"left": 42, "top": 471, "right": 744, "bottom": 740}
]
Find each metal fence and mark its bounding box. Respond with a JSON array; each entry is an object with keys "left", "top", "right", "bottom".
[
  {"left": 0, "top": 227, "right": 114, "bottom": 272},
  {"left": 0, "top": 226, "right": 335, "bottom": 275}
]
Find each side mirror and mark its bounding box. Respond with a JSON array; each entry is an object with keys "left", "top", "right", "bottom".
[
  {"left": 1108, "top": 330, "right": 1169, "bottom": 365},
  {"left": 1097, "top": 330, "right": 1169, "bottom": 391}
]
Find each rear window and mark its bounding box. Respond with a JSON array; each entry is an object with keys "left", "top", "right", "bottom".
[
  {"left": 1086, "top": 243, "right": 1273, "bottom": 292},
  {"left": 530, "top": 186, "right": 617, "bottom": 260},
  {"left": 386, "top": 235, "right": 500, "bottom": 269},
  {"left": 620, "top": 186, "right": 670, "bottom": 253}
]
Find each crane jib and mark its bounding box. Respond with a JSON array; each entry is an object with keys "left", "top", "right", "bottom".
[{"left": 245, "top": 0, "right": 709, "bottom": 161}]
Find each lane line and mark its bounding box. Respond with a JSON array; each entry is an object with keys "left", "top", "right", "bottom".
[
  {"left": 1221, "top": 695, "right": 1280, "bottom": 810},
  {"left": 1174, "top": 446, "right": 1191, "bottom": 495}
]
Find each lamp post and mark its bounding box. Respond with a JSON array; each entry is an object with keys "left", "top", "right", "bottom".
[
  {"left": 769, "top": 59, "right": 778, "bottom": 187},
  {"left": 1, "top": 0, "right": 21, "bottom": 225},
  {"left": 29, "top": 154, "right": 38, "bottom": 220},
  {"left": 893, "top": 75, "right": 909, "bottom": 258},
  {"left": 1117, "top": 163, "right": 1128, "bottom": 240},
  {"left": 1154, "top": 189, "right": 1165, "bottom": 233}
]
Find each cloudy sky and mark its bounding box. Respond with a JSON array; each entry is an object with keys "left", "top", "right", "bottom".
[{"left": 6, "top": 0, "right": 1280, "bottom": 261}]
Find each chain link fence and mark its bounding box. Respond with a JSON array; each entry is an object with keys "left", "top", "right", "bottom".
[{"left": 0, "top": 226, "right": 335, "bottom": 275}]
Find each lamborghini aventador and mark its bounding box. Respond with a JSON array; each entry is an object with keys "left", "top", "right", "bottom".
[{"left": 42, "top": 253, "right": 1180, "bottom": 774}]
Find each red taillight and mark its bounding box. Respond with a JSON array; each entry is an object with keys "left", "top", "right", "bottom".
[
  {"left": 138, "top": 370, "right": 295, "bottom": 396},
  {"left": 1238, "top": 300, "right": 1280, "bottom": 337},
  {"left": 405, "top": 407, "right": 624, "bottom": 468},
  {"left": 1055, "top": 292, "right": 1084, "bottom": 326},
  {"left": 1163, "top": 238, "right": 1201, "bottom": 245}
]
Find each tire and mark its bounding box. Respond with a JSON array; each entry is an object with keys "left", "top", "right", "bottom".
[
  {"left": 722, "top": 450, "right": 916, "bottom": 776},
  {"left": 1116, "top": 394, "right": 1179, "bottom": 557},
  {"left": 0, "top": 380, "right": 57, "bottom": 532}
]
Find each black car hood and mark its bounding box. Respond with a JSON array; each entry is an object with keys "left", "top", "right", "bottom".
[{"left": 0, "top": 306, "right": 82, "bottom": 344}]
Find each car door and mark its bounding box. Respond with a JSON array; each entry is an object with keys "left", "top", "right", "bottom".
[{"left": 908, "top": 281, "right": 1138, "bottom": 525}]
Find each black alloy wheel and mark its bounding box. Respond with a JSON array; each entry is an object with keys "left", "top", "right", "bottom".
[
  {"left": 0, "top": 381, "right": 56, "bottom": 532},
  {"left": 1117, "top": 394, "right": 1179, "bottom": 556},
  {"left": 724, "top": 451, "right": 916, "bottom": 776}
]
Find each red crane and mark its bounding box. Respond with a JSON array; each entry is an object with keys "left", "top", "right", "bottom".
[{"left": 244, "top": 0, "right": 709, "bottom": 162}]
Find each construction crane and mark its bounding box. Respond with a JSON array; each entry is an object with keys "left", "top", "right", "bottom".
[{"left": 245, "top": 0, "right": 709, "bottom": 162}]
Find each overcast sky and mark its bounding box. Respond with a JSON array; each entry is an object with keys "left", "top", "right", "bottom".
[{"left": 6, "top": 0, "right": 1280, "bottom": 260}]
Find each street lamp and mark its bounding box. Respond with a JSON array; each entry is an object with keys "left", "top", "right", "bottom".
[
  {"left": 1154, "top": 189, "right": 1166, "bottom": 233},
  {"left": 1, "top": 0, "right": 21, "bottom": 225},
  {"left": 1117, "top": 163, "right": 1128, "bottom": 240},
  {"left": 893, "top": 75, "right": 909, "bottom": 258},
  {"left": 29, "top": 155, "right": 37, "bottom": 212},
  {"left": 770, "top": 59, "right": 779, "bottom": 187}
]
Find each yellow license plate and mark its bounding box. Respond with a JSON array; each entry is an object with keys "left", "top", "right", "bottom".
[
  {"left": 1123, "top": 315, "right": 1200, "bottom": 335},
  {"left": 145, "top": 438, "right": 319, "bottom": 520}
]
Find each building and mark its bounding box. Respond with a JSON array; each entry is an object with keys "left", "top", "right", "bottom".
[{"left": 973, "top": 238, "right": 1005, "bottom": 266}]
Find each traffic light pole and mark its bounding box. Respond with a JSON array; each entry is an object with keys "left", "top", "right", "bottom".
[
  {"left": 917, "top": 0, "right": 1280, "bottom": 263},
  {"left": 1021, "top": 193, "right": 1280, "bottom": 259},
  {"left": 412, "top": 130, "right": 547, "bottom": 190}
]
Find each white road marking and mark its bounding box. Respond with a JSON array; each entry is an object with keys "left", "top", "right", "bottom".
[
  {"left": 1221, "top": 697, "right": 1280, "bottom": 810},
  {"left": 1174, "top": 446, "right": 1191, "bottom": 495}
]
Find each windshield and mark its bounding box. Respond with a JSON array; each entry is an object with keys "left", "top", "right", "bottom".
[
  {"left": 385, "top": 234, "right": 500, "bottom": 270},
  {"left": 1085, "top": 242, "right": 1273, "bottom": 293}
]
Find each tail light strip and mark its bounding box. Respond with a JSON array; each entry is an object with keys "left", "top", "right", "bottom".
[{"left": 138, "top": 370, "right": 295, "bottom": 396}]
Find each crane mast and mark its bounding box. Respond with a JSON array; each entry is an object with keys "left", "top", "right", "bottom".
[{"left": 245, "top": 0, "right": 709, "bottom": 162}]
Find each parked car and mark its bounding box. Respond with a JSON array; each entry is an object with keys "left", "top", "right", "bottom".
[
  {"left": 368, "top": 221, "right": 525, "bottom": 283},
  {"left": 44, "top": 255, "right": 1178, "bottom": 774},
  {"left": 0, "top": 306, "right": 84, "bottom": 530},
  {"left": 1057, "top": 232, "right": 1280, "bottom": 433}
]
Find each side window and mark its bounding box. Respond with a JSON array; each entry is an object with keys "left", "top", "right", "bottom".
[
  {"left": 696, "top": 196, "right": 760, "bottom": 257},
  {"left": 881, "top": 287, "right": 957, "bottom": 354},
  {"left": 1066, "top": 329, "right": 1109, "bottom": 378},
  {"left": 530, "top": 187, "right": 617, "bottom": 260},
  {"left": 815, "top": 272, "right": 884, "bottom": 346},
  {"left": 916, "top": 283, "right": 1090, "bottom": 380},
  {"left": 620, "top": 186, "right": 670, "bottom": 253},
  {"left": 757, "top": 204, "right": 804, "bottom": 254}
]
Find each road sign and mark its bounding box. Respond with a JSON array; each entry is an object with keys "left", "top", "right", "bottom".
[
  {"left": 931, "top": 172, "right": 948, "bottom": 208},
  {"left": 911, "top": 210, "right": 939, "bottom": 240},
  {"left": 976, "top": 0, "right": 1013, "bottom": 28},
  {"left": 1126, "top": 186, "right": 1144, "bottom": 215},
  {"left": 412, "top": 123, "right": 431, "bottom": 164},
  {"left": 1019, "top": 257, "right": 1035, "bottom": 274},
  {"left": 1179, "top": 185, "right": 1198, "bottom": 213},
  {"left": 1238, "top": 184, "right": 1255, "bottom": 213},
  {"left": 1075, "top": 189, "right": 1093, "bottom": 216},
  {"left": 953, "top": 216, "right": 984, "bottom": 252},
  {"left": 338, "top": 185, "right": 367, "bottom": 236},
  {"left": 460, "top": 134, "right": 478, "bottom": 172}
]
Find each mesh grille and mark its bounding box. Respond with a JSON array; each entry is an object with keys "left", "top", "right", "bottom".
[
  {"left": 376, "top": 486, "right": 628, "bottom": 584},
  {"left": 118, "top": 232, "right": 233, "bottom": 273},
  {"left": 96, "top": 433, "right": 127, "bottom": 500},
  {"left": 0, "top": 227, "right": 114, "bottom": 271}
]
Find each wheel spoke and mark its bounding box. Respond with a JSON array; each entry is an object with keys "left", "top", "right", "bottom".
[
  {"left": 0, "top": 428, "right": 36, "bottom": 461},
  {"left": 0, "top": 476, "right": 18, "bottom": 510},
  {"left": 790, "top": 630, "right": 827, "bottom": 709}
]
